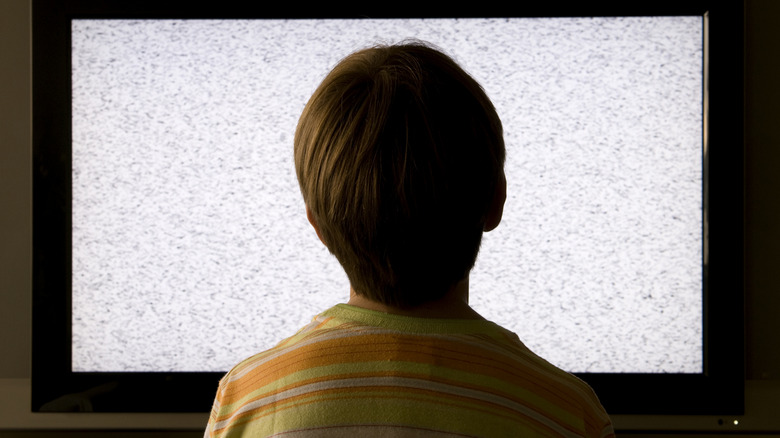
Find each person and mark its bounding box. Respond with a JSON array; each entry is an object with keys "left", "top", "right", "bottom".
[{"left": 205, "top": 40, "right": 614, "bottom": 437}]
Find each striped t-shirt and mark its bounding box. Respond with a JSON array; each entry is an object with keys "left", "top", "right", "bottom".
[{"left": 205, "top": 304, "right": 614, "bottom": 437}]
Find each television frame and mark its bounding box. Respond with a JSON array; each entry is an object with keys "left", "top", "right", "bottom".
[{"left": 32, "top": 0, "right": 745, "bottom": 415}]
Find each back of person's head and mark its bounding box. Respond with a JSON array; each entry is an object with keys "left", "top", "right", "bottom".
[{"left": 294, "top": 40, "right": 505, "bottom": 309}]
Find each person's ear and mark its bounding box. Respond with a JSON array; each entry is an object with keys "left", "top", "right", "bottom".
[
  {"left": 306, "top": 205, "right": 327, "bottom": 245},
  {"left": 484, "top": 172, "right": 506, "bottom": 232}
]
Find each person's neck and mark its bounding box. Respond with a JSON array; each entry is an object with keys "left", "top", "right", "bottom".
[{"left": 346, "top": 278, "right": 484, "bottom": 320}]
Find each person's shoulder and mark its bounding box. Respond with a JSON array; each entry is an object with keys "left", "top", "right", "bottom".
[
  {"left": 435, "top": 321, "right": 615, "bottom": 437},
  {"left": 219, "top": 310, "right": 339, "bottom": 381},
  {"left": 480, "top": 324, "right": 611, "bottom": 415}
]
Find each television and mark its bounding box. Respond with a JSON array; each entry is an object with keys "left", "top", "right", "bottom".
[{"left": 32, "top": 0, "right": 744, "bottom": 416}]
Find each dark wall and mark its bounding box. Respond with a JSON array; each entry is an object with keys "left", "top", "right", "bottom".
[{"left": 744, "top": 0, "right": 780, "bottom": 381}]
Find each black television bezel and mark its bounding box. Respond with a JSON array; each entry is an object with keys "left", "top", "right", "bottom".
[{"left": 32, "top": 0, "right": 745, "bottom": 415}]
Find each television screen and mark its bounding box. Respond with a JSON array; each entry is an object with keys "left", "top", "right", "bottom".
[
  {"left": 33, "top": 1, "right": 744, "bottom": 415},
  {"left": 70, "top": 16, "right": 704, "bottom": 374}
]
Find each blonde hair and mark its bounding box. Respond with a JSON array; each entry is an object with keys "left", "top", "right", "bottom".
[{"left": 294, "top": 41, "right": 505, "bottom": 308}]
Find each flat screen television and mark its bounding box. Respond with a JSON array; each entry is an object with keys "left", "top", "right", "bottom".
[{"left": 32, "top": 0, "right": 744, "bottom": 416}]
